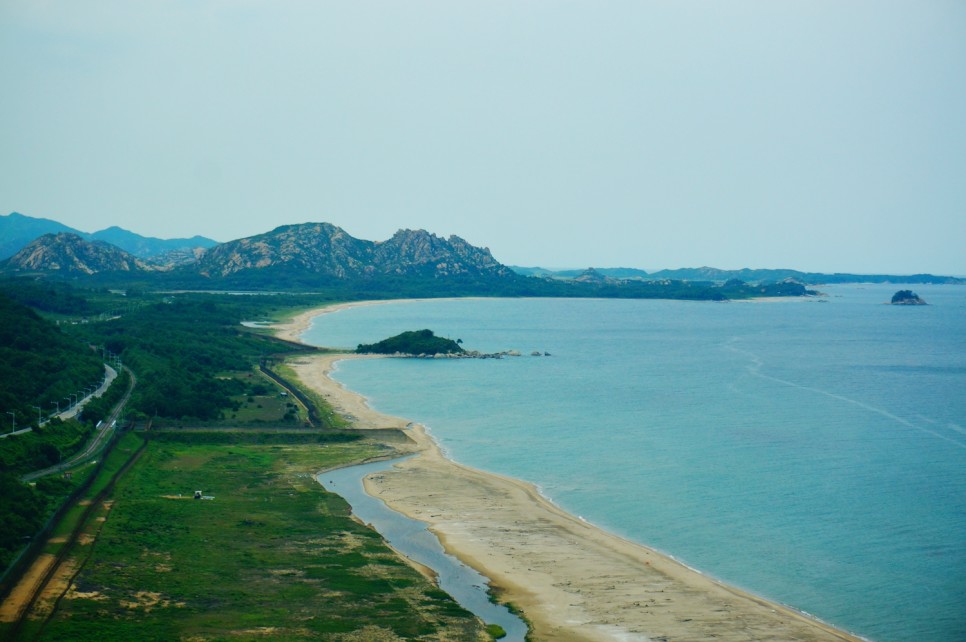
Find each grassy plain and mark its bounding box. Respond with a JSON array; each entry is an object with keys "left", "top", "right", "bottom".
[
  {"left": 223, "top": 370, "right": 305, "bottom": 425},
  {"left": 34, "top": 434, "right": 488, "bottom": 641}
]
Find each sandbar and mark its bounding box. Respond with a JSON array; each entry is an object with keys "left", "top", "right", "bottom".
[{"left": 282, "top": 304, "right": 867, "bottom": 642}]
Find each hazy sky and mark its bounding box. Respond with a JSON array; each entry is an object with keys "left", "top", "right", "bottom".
[{"left": 2, "top": 1, "right": 964, "bottom": 274}]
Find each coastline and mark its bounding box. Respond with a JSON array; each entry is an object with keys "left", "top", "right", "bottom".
[
  {"left": 279, "top": 303, "right": 867, "bottom": 642},
  {"left": 272, "top": 297, "right": 486, "bottom": 346}
]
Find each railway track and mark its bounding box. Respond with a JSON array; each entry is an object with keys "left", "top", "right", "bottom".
[
  {"left": 4, "top": 438, "right": 147, "bottom": 641},
  {"left": 2, "top": 367, "right": 139, "bottom": 640},
  {"left": 21, "top": 368, "right": 137, "bottom": 484}
]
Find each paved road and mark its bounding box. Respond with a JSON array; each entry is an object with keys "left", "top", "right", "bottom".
[
  {"left": 22, "top": 367, "right": 136, "bottom": 482},
  {"left": 57, "top": 364, "right": 119, "bottom": 422},
  {"left": 0, "top": 365, "right": 118, "bottom": 440}
]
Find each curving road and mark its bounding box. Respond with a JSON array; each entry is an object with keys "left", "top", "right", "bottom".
[{"left": 21, "top": 367, "right": 136, "bottom": 483}]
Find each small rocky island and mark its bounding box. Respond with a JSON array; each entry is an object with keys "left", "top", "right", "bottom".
[{"left": 890, "top": 290, "right": 928, "bottom": 305}]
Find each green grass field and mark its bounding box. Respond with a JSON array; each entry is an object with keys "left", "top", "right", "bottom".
[{"left": 37, "top": 435, "right": 487, "bottom": 641}]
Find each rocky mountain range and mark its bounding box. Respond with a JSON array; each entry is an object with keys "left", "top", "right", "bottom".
[
  {"left": 193, "top": 223, "right": 513, "bottom": 281},
  {"left": 7, "top": 233, "right": 157, "bottom": 274},
  {"left": 2, "top": 219, "right": 516, "bottom": 288},
  {"left": 3, "top": 211, "right": 961, "bottom": 290}
]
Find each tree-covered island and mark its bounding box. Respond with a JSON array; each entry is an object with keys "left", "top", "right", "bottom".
[
  {"left": 356, "top": 329, "right": 465, "bottom": 356},
  {"left": 890, "top": 290, "right": 927, "bottom": 305}
]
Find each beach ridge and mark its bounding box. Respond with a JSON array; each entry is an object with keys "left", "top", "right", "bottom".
[{"left": 279, "top": 303, "right": 868, "bottom": 642}]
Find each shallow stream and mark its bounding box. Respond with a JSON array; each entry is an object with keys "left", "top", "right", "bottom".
[{"left": 318, "top": 457, "right": 529, "bottom": 641}]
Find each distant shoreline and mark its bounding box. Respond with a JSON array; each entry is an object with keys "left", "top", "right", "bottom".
[
  {"left": 278, "top": 300, "right": 866, "bottom": 642},
  {"left": 272, "top": 297, "right": 488, "bottom": 345}
]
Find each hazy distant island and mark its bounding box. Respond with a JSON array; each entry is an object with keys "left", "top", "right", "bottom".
[
  {"left": 890, "top": 290, "right": 928, "bottom": 305},
  {"left": 512, "top": 264, "right": 965, "bottom": 286}
]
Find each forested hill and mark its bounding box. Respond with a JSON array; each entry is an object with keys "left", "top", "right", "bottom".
[
  {"left": 0, "top": 293, "right": 104, "bottom": 432},
  {"left": 356, "top": 329, "right": 465, "bottom": 356}
]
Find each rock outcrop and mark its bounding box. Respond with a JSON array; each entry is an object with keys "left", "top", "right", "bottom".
[{"left": 890, "top": 290, "right": 927, "bottom": 305}]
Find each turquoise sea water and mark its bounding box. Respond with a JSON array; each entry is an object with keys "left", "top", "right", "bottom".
[{"left": 302, "top": 284, "right": 966, "bottom": 642}]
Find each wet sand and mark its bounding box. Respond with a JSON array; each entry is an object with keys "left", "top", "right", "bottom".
[{"left": 283, "top": 305, "right": 867, "bottom": 642}]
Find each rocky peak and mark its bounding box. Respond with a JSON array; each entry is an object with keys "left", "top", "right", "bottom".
[
  {"left": 4, "top": 233, "right": 155, "bottom": 274},
  {"left": 374, "top": 229, "right": 507, "bottom": 277},
  {"left": 574, "top": 268, "right": 617, "bottom": 284},
  {"left": 194, "top": 222, "right": 375, "bottom": 278}
]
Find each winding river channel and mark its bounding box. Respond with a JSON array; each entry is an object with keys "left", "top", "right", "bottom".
[{"left": 318, "top": 457, "right": 529, "bottom": 641}]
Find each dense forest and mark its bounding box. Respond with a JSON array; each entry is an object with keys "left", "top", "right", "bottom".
[
  {"left": 0, "top": 292, "right": 104, "bottom": 433},
  {"left": 0, "top": 289, "right": 117, "bottom": 571},
  {"left": 0, "top": 472, "right": 73, "bottom": 572},
  {"left": 0, "top": 279, "right": 337, "bottom": 428}
]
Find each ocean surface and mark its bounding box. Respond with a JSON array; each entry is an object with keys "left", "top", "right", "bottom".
[{"left": 301, "top": 284, "right": 966, "bottom": 642}]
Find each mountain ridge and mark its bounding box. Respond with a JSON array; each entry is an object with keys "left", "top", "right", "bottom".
[
  {"left": 192, "top": 223, "right": 512, "bottom": 282},
  {"left": 3, "top": 212, "right": 962, "bottom": 287},
  {"left": 6, "top": 233, "right": 158, "bottom": 274},
  {"left": 0, "top": 212, "right": 217, "bottom": 260}
]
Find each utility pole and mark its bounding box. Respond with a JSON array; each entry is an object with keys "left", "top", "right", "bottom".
[
  {"left": 6, "top": 411, "right": 15, "bottom": 434},
  {"left": 31, "top": 405, "right": 42, "bottom": 426},
  {"left": 52, "top": 400, "right": 60, "bottom": 415}
]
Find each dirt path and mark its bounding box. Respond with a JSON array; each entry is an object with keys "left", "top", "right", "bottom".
[{"left": 0, "top": 554, "right": 57, "bottom": 623}]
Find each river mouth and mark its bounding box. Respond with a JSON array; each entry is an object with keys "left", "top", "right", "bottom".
[{"left": 318, "top": 457, "right": 528, "bottom": 642}]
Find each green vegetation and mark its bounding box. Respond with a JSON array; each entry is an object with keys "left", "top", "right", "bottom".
[
  {"left": 41, "top": 433, "right": 143, "bottom": 551},
  {"left": 0, "top": 292, "right": 104, "bottom": 432},
  {"left": 77, "top": 368, "right": 130, "bottom": 428},
  {"left": 0, "top": 291, "right": 137, "bottom": 574},
  {"left": 0, "top": 472, "right": 48, "bottom": 571},
  {"left": 0, "top": 278, "right": 94, "bottom": 315},
  {"left": 357, "top": 329, "right": 465, "bottom": 356},
  {"left": 0, "top": 285, "right": 342, "bottom": 578},
  {"left": 34, "top": 437, "right": 486, "bottom": 641},
  {"left": 273, "top": 362, "right": 352, "bottom": 430},
  {"left": 95, "top": 302, "right": 285, "bottom": 421},
  {"left": 68, "top": 296, "right": 318, "bottom": 423},
  {"left": 0, "top": 282, "right": 503, "bottom": 640},
  {"left": 220, "top": 370, "right": 303, "bottom": 425},
  {"left": 0, "top": 370, "right": 130, "bottom": 476},
  {"left": 0, "top": 418, "right": 93, "bottom": 474},
  {"left": 486, "top": 623, "right": 508, "bottom": 639}
]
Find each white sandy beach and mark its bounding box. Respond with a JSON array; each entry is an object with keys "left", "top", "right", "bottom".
[{"left": 280, "top": 304, "right": 866, "bottom": 642}]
